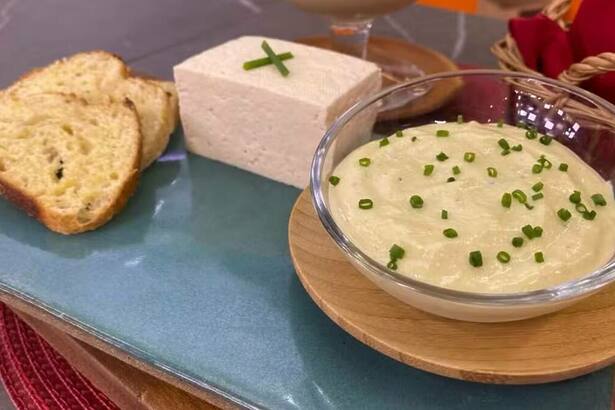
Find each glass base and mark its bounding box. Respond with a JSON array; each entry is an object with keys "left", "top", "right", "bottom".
[{"left": 375, "top": 59, "right": 431, "bottom": 112}]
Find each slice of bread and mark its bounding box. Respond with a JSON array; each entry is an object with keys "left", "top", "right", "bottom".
[
  {"left": 0, "top": 93, "right": 141, "bottom": 234},
  {"left": 156, "top": 80, "right": 180, "bottom": 137},
  {"left": 7, "top": 51, "right": 172, "bottom": 169}
]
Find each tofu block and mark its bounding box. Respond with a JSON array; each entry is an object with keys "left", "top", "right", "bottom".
[{"left": 174, "top": 36, "right": 381, "bottom": 188}]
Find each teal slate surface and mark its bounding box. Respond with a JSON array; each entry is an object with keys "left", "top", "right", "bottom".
[{"left": 0, "top": 132, "right": 612, "bottom": 410}]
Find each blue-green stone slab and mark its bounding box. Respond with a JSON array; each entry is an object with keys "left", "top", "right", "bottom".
[{"left": 0, "top": 132, "right": 611, "bottom": 409}]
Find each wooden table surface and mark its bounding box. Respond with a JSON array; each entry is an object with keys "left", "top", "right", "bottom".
[{"left": 0, "top": 0, "right": 511, "bottom": 408}]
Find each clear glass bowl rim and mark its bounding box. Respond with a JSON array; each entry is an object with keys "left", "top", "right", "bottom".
[{"left": 310, "top": 69, "right": 615, "bottom": 306}]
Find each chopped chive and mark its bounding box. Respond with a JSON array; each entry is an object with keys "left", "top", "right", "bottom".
[
  {"left": 532, "top": 182, "right": 544, "bottom": 192},
  {"left": 457, "top": 114, "right": 464, "bottom": 124},
  {"left": 441, "top": 209, "right": 448, "bottom": 219},
  {"left": 261, "top": 41, "right": 290, "bottom": 77},
  {"left": 497, "top": 119, "right": 504, "bottom": 127},
  {"left": 575, "top": 203, "right": 588, "bottom": 214},
  {"left": 538, "top": 156, "right": 552, "bottom": 169},
  {"left": 583, "top": 210, "right": 597, "bottom": 220},
  {"left": 411, "top": 136, "right": 417, "bottom": 142},
  {"left": 443, "top": 228, "right": 458, "bottom": 238},
  {"left": 395, "top": 130, "right": 404, "bottom": 138},
  {"left": 512, "top": 237, "right": 524, "bottom": 247},
  {"left": 591, "top": 193, "right": 607, "bottom": 206},
  {"left": 534, "top": 252, "right": 545, "bottom": 263},
  {"left": 511, "top": 144, "right": 523, "bottom": 152},
  {"left": 464, "top": 152, "right": 475, "bottom": 162},
  {"left": 329, "top": 176, "right": 340, "bottom": 186},
  {"left": 386, "top": 261, "right": 398, "bottom": 270},
  {"left": 569, "top": 190, "right": 581, "bottom": 204},
  {"left": 423, "top": 164, "right": 435, "bottom": 176},
  {"left": 532, "top": 192, "right": 544, "bottom": 201},
  {"left": 501, "top": 192, "right": 512, "bottom": 208},
  {"left": 452, "top": 166, "right": 461, "bottom": 175},
  {"left": 359, "top": 157, "right": 371, "bottom": 167},
  {"left": 512, "top": 189, "right": 527, "bottom": 204},
  {"left": 533, "top": 226, "right": 543, "bottom": 238},
  {"left": 487, "top": 167, "right": 498, "bottom": 177},
  {"left": 522, "top": 224, "right": 534, "bottom": 239},
  {"left": 379, "top": 137, "right": 390, "bottom": 147},
  {"left": 436, "top": 129, "right": 449, "bottom": 137},
  {"left": 243, "top": 52, "right": 294, "bottom": 70},
  {"left": 524, "top": 203, "right": 534, "bottom": 210},
  {"left": 557, "top": 208, "right": 572, "bottom": 221},
  {"left": 501, "top": 149, "right": 511, "bottom": 156},
  {"left": 436, "top": 152, "right": 449, "bottom": 161},
  {"left": 498, "top": 138, "right": 510, "bottom": 151},
  {"left": 447, "top": 177, "right": 456, "bottom": 183},
  {"left": 469, "top": 251, "right": 483, "bottom": 267},
  {"left": 358, "top": 199, "right": 373, "bottom": 209},
  {"left": 389, "top": 244, "right": 405, "bottom": 261},
  {"left": 409, "top": 195, "right": 424, "bottom": 209},
  {"left": 496, "top": 251, "right": 511, "bottom": 263},
  {"left": 532, "top": 164, "right": 543, "bottom": 174},
  {"left": 539, "top": 135, "right": 552, "bottom": 145},
  {"left": 559, "top": 163, "right": 568, "bottom": 172},
  {"left": 525, "top": 129, "right": 537, "bottom": 139}
]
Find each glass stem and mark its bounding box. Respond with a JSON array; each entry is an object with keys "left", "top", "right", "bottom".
[{"left": 329, "top": 19, "right": 373, "bottom": 60}]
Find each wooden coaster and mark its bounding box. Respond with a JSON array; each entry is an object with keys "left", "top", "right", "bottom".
[
  {"left": 297, "top": 36, "right": 463, "bottom": 120},
  {"left": 288, "top": 189, "right": 615, "bottom": 384}
]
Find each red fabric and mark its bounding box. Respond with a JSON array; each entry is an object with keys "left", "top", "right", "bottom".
[
  {"left": 509, "top": 0, "right": 615, "bottom": 103},
  {"left": 0, "top": 303, "right": 119, "bottom": 410}
]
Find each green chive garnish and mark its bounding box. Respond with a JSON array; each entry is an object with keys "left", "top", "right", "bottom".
[
  {"left": 532, "top": 182, "right": 544, "bottom": 192},
  {"left": 261, "top": 41, "right": 290, "bottom": 77},
  {"left": 329, "top": 176, "right": 340, "bottom": 186},
  {"left": 358, "top": 199, "right": 373, "bottom": 209},
  {"left": 575, "top": 203, "right": 588, "bottom": 214},
  {"left": 387, "top": 261, "right": 398, "bottom": 270},
  {"left": 501, "top": 193, "right": 512, "bottom": 208},
  {"left": 469, "top": 251, "right": 483, "bottom": 267},
  {"left": 423, "top": 164, "right": 434, "bottom": 176},
  {"left": 501, "top": 149, "right": 511, "bottom": 156},
  {"left": 532, "top": 164, "right": 543, "bottom": 174},
  {"left": 539, "top": 136, "right": 552, "bottom": 145},
  {"left": 512, "top": 144, "right": 523, "bottom": 152},
  {"left": 497, "top": 251, "right": 511, "bottom": 264},
  {"left": 452, "top": 166, "right": 461, "bottom": 175},
  {"left": 569, "top": 191, "right": 581, "bottom": 204},
  {"left": 591, "top": 193, "right": 607, "bottom": 206},
  {"left": 359, "top": 158, "right": 371, "bottom": 167},
  {"left": 525, "top": 203, "right": 534, "bottom": 210},
  {"left": 498, "top": 138, "right": 510, "bottom": 151},
  {"left": 457, "top": 114, "right": 464, "bottom": 124},
  {"left": 436, "top": 129, "right": 449, "bottom": 137},
  {"left": 487, "top": 167, "right": 497, "bottom": 177},
  {"left": 441, "top": 209, "right": 448, "bottom": 219},
  {"left": 512, "top": 237, "right": 524, "bottom": 247},
  {"left": 559, "top": 163, "right": 568, "bottom": 172},
  {"left": 538, "top": 156, "right": 552, "bottom": 169},
  {"left": 379, "top": 137, "right": 390, "bottom": 147},
  {"left": 532, "top": 192, "right": 544, "bottom": 201},
  {"left": 522, "top": 224, "right": 534, "bottom": 239},
  {"left": 436, "top": 152, "right": 449, "bottom": 161},
  {"left": 443, "top": 228, "right": 458, "bottom": 238},
  {"left": 464, "top": 152, "right": 475, "bottom": 162},
  {"left": 395, "top": 130, "right": 404, "bottom": 138},
  {"left": 534, "top": 252, "right": 545, "bottom": 263},
  {"left": 412, "top": 136, "right": 417, "bottom": 142},
  {"left": 447, "top": 177, "right": 456, "bottom": 183},
  {"left": 243, "top": 51, "right": 294, "bottom": 70},
  {"left": 512, "top": 189, "right": 527, "bottom": 204},
  {"left": 557, "top": 208, "right": 572, "bottom": 221},
  {"left": 526, "top": 129, "right": 537, "bottom": 139},
  {"left": 409, "top": 195, "right": 424, "bottom": 209},
  {"left": 584, "top": 210, "right": 597, "bottom": 220},
  {"left": 497, "top": 119, "right": 504, "bottom": 127},
  {"left": 533, "top": 226, "right": 543, "bottom": 238},
  {"left": 389, "top": 244, "right": 405, "bottom": 261}
]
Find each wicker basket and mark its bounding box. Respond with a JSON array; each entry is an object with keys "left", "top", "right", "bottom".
[{"left": 491, "top": 0, "right": 615, "bottom": 86}]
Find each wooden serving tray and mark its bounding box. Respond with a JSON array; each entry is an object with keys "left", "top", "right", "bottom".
[{"left": 288, "top": 189, "right": 615, "bottom": 384}]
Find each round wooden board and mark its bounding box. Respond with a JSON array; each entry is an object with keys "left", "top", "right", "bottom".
[
  {"left": 297, "top": 36, "right": 463, "bottom": 120},
  {"left": 288, "top": 189, "right": 615, "bottom": 384}
]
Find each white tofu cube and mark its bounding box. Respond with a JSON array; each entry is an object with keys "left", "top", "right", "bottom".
[{"left": 174, "top": 36, "right": 381, "bottom": 188}]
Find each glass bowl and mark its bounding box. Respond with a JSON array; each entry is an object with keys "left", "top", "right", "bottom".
[{"left": 310, "top": 69, "right": 615, "bottom": 322}]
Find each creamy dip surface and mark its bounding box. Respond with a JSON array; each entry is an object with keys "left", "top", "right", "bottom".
[{"left": 328, "top": 122, "right": 615, "bottom": 293}]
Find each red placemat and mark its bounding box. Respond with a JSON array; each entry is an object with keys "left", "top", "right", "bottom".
[{"left": 0, "top": 303, "right": 119, "bottom": 410}]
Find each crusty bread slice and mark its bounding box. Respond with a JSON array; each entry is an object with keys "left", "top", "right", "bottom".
[
  {"left": 7, "top": 51, "right": 171, "bottom": 169},
  {"left": 0, "top": 93, "right": 141, "bottom": 234},
  {"left": 156, "top": 80, "right": 179, "bottom": 137}
]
